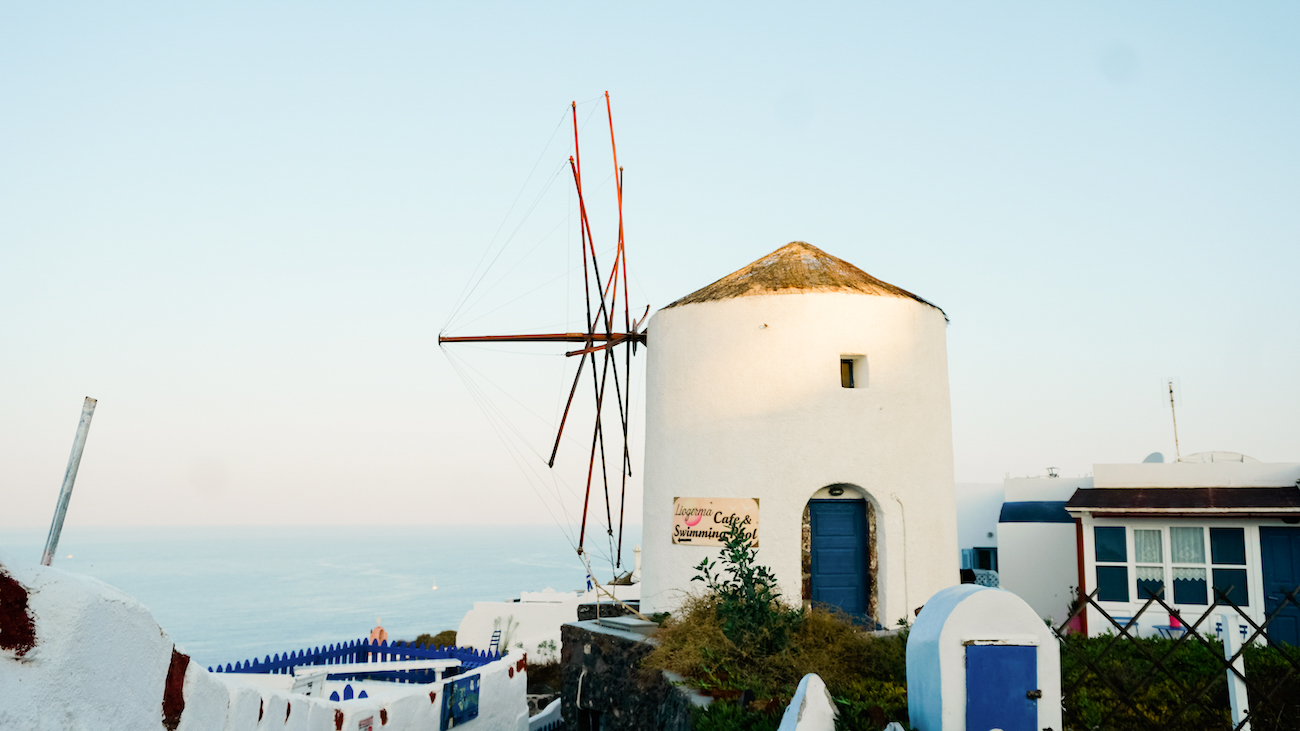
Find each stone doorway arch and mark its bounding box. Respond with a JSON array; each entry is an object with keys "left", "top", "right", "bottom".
[{"left": 802, "top": 484, "right": 879, "bottom": 624}]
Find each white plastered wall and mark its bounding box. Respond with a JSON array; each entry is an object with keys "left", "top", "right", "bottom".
[
  {"left": 458, "top": 599, "right": 576, "bottom": 661},
  {"left": 456, "top": 585, "right": 640, "bottom": 662},
  {"left": 639, "top": 290, "right": 958, "bottom": 625},
  {"left": 998, "top": 522, "right": 1079, "bottom": 622},
  {"left": 955, "top": 482, "right": 1004, "bottom": 552},
  {"left": 998, "top": 476, "right": 1091, "bottom": 622},
  {"left": 0, "top": 557, "right": 529, "bottom": 731}
]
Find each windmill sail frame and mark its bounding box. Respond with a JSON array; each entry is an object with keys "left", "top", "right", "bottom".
[{"left": 439, "top": 92, "right": 645, "bottom": 566}]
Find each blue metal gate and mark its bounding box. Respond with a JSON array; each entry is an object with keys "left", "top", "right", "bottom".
[
  {"left": 965, "top": 644, "right": 1037, "bottom": 731},
  {"left": 809, "top": 499, "right": 867, "bottom": 616},
  {"left": 1261, "top": 526, "right": 1300, "bottom": 647}
]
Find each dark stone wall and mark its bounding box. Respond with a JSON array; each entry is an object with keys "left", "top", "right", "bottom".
[
  {"left": 576, "top": 601, "right": 640, "bottom": 622},
  {"left": 560, "top": 622, "right": 697, "bottom": 731}
]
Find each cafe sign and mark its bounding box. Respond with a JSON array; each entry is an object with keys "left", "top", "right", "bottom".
[{"left": 672, "top": 497, "right": 759, "bottom": 546}]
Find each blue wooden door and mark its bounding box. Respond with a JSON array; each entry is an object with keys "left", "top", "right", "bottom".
[
  {"left": 809, "top": 499, "right": 867, "bottom": 616},
  {"left": 966, "top": 645, "right": 1037, "bottom": 731},
  {"left": 1260, "top": 527, "right": 1300, "bottom": 647}
]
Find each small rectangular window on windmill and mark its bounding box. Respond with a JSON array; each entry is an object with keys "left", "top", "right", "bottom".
[{"left": 840, "top": 355, "right": 866, "bottom": 389}]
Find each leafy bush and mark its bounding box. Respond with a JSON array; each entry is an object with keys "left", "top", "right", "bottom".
[
  {"left": 833, "top": 679, "right": 909, "bottom": 731},
  {"left": 413, "top": 630, "right": 457, "bottom": 648},
  {"left": 692, "top": 521, "right": 803, "bottom": 656},
  {"left": 535, "top": 638, "right": 559, "bottom": 664},
  {"left": 1061, "top": 633, "right": 1300, "bottom": 731},
  {"left": 646, "top": 522, "right": 909, "bottom": 730}
]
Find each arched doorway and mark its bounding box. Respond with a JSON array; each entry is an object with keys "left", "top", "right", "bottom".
[{"left": 803, "top": 485, "right": 876, "bottom": 621}]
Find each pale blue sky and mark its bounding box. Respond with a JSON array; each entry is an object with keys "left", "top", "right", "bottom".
[{"left": 2, "top": 3, "right": 1297, "bottom": 529}]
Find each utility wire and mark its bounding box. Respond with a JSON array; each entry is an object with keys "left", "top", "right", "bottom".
[
  {"left": 445, "top": 347, "right": 620, "bottom": 570},
  {"left": 445, "top": 352, "right": 578, "bottom": 550},
  {"left": 447, "top": 99, "right": 603, "bottom": 332},
  {"left": 446, "top": 160, "right": 568, "bottom": 332},
  {"left": 448, "top": 169, "right": 618, "bottom": 334},
  {"left": 445, "top": 108, "right": 571, "bottom": 329},
  {"left": 444, "top": 346, "right": 625, "bottom": 572}
]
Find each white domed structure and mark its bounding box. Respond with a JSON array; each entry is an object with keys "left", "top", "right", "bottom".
[
  {"left": 1181, "top": 451, "right": 1259, "bottom": 463},
  {"left": 639, "top": 242, "right": 958, "bottom": 626}
]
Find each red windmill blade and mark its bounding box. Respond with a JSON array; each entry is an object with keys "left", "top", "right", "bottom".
[{"left": 439, "top": 93, "right": 644, "bottom": 565}]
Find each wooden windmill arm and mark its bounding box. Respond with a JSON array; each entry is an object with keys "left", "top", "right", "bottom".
[
  {"left": 438, "top": 333, "right": 635, "bottom": 344},
  {"left": 564, "top": 333, "right": 644, "bottom": 357}
]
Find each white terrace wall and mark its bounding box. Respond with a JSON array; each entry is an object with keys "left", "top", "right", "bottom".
[
  {"left": 954, "top": 482, "right": 1004, "bottom": 554},
  {"left": 0, "top": 557, "right": 528, "bottom": 730},
  {"left": 641, "top": 290, "right": 958, "bottom": 624},
  {"left": 456, "top": 585, "right": 640, "bottom": 662},
  {"left": 1093, "top": 462, "right": 1300, "bottom": 488},
  {"left": 997, "top": 476, "right": 1091, "bottom": 622},
  {"left": 997, "top": 521, "right": 1078, "bottom": 622},
  {"left": 458, "top": 597, "right": 577, "bottom": 661}
]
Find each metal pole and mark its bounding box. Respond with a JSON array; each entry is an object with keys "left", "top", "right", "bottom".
[
  {"left": 1220, "top": 612, "right": 1252, "bottom": 730},
  {"left": 40, "top": 397, "right": 97, "bottom": 566}
]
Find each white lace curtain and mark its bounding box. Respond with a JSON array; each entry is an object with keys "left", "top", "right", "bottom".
[
  {"left": 1135, "top": 529, "right": 1163, "bottom": 564},
  {"left": 1136, "top": 566, "right": 1164, "bottom": 581},
  {"left": 1171, "top": 527, "right": 1205, "bottom": 564}
]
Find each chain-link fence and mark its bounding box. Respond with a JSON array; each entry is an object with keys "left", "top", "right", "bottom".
[{"left": 1051, "top": 585, "right": 1300, "bottom": 730}]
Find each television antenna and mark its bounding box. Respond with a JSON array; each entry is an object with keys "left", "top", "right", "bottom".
[{"left": 1166, "top": 378, "right": 1182, "bottom": 462}]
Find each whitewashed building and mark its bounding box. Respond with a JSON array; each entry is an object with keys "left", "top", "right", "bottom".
[
  {"left": 638, "top": 241, "right": 959, "bottom": 627},
  {"left": 997, "top": 452, "right": 1300, "bottom": 645},
  {"left": 1068, "top": 453, "right": 1300, "bottom": 644},
  {"left": 997, "top": 475, "right": 1088, "bottom": 622},
  {"left": 956, "top": 482, "right": 1004, "bottom": 586}
]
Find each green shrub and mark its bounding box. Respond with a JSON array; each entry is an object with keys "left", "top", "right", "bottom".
[
  {"left": 646, "top": 522, "right": 909, "bottom": 730},
  {"left": 534, "top": 638, "right": 559, "bottom": 664},
  {"left": 1061, "top": 633, "right": 1300, "bottom": 731},
  {"left": 692, "top": 521, "right": 803, "bottom": 656},
  {"left": 834, "top": 679, "right": 909, "bottom": 731}
]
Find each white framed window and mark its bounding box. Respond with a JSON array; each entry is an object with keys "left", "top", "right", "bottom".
[
  {"left": 1092, "top": 522, "right": 1252, "bottom": 609},
  {"left": 1209, "top": 527, "right": 1249, "bottom": 606},
  {"left": 1093, "top": 526, "right": 1129, "bottom": 602},
  {"left": 1134, "top": 528, "right": 1164, "bottom": 600},
  {"left": 1170, "top": 527, "right": 1208, "bottom": 605}
]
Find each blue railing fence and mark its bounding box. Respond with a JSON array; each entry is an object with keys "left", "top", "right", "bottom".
[
  {"left": 207, "top": 638, "right": 500, "bottom": 684},
  {"left": 329, "top": 684, "right": 369, "bottom": 702}
]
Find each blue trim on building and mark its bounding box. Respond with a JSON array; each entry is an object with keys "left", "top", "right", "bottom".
[{"left": 999, "top": 501, "right": 1073, "bottom": 524}]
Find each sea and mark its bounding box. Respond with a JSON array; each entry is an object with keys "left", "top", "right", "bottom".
[{"left": 0, "top": 524, "right": 641, "bottom": 670}]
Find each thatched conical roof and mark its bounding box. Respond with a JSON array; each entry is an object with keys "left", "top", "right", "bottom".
[{"left": 662, "top": 241, "right": 944, "bottom": 315}]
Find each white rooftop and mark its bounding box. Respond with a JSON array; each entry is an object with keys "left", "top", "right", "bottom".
[{"left": 1093, "top": 452, "right": 1300, "bottom": 489}]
